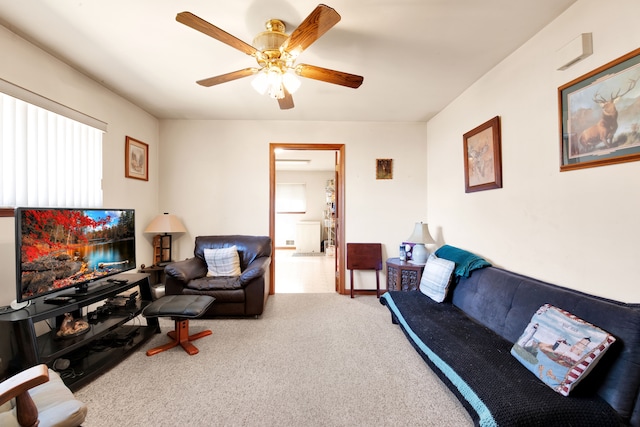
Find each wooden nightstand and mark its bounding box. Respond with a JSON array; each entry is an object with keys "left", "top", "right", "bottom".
[{"left": 386, "top": 257, "right": 425, "bottom": 291}]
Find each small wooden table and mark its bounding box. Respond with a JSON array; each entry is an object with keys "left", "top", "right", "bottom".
[
  {"left": 139, "top": 264, "right": 166, "bottom": 299},
  {"left": 347, "top": 243, "right": 382, "bottom": 298},
  {"left": 386, "top": 257, "right": 425, "bottom": 291}
]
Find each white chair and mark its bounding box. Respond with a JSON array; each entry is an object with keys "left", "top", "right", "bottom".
[{"left": 0, "top": 364, "right": 87, "bottom": 427}]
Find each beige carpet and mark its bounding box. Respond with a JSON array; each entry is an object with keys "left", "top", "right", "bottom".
[{"left": 74, "top": 293, "right": 472, "bottom": 426}]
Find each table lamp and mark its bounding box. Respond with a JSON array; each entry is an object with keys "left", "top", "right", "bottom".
[
  {"left": 144, "top": 213, "right": 187, "bottom": 265},
  {"left": 406, "top": 222, "right": 435, "bottom": 264}
]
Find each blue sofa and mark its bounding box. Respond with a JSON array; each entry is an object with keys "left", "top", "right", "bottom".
[{"left": 381, "top": 265, "right": 640, "bottom": 426}]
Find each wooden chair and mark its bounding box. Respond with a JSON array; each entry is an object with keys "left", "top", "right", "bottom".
[
  {"left": 347, "top": 243, "right": 383, "bottom": 298},
  {"left": 0, "top": 364, "right": 87, "bottom": 427}
]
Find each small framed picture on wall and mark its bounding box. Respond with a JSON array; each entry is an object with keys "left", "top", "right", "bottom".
[
  {"left": 463, "top": 116, "right": 502, "bottom": 193},
  {"left": 125, "top": 136, "right": 149, "bottom": 181},
  {"left": 376, "top": 158, "right": 393, "bottom": 179}
]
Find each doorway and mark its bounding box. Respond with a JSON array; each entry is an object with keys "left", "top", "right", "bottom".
[{"left": 269, "top": 143, "right": 345, "bottom": 295}]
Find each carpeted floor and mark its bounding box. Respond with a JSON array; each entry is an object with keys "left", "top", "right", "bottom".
[{"left": 74, "top": 293, "right": 472, "bottom": 426}]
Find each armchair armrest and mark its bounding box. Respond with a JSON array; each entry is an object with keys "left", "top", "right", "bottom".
[
  {"left": 0, "top": 364, "right": 49, "bottom": 427},
  {"left": 165, "top": 257, "right": 208, "bottom": 283},
  {"left": 239, "top": 256, "right": 271, "bottom": 285}
]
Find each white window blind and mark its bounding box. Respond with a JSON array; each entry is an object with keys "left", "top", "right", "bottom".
[{"left": 0, "top": 92, "right": 104, "bottom": 208}]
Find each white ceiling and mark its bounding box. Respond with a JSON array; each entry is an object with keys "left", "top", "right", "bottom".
[
  {"left": 0, "top": 0, "right": 577, "bottom": 123},
  {"left": 276, "top": 149, "right": 337, "bottom": 171}
]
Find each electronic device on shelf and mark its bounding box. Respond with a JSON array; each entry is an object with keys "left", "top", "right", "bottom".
[
  {"left": 107, "top": 278, "right": 129, "bottom": 284},
  {"left": 44, "top": 296, "right": 76, "bottom": 305},
  {"left": 14, "top": 207, "right": 136, "bottom": 305}
]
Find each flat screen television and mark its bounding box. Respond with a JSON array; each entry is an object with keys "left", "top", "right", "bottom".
[{"left": 15, "top": 207, "right": 136, "bottom": 303}]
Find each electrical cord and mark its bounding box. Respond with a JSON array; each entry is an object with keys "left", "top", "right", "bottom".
[{"left": 59, "top": 368, "right": 84, "bottom": 380}]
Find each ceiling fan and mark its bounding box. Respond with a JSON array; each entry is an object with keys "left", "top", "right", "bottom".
[{"left": 176, "top": 4, "right": 364, "bottom": 110}]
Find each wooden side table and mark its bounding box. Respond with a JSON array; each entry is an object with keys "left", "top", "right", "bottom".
[
  {"left": 386, "top": 257, "right": 425, "bottom": 291},
  {"left": 139, "top": 264, "right": 166, "bottom": 299}
]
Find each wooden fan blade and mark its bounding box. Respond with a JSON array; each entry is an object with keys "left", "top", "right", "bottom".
[
  {"left": 197, "top": 68, "right": 258, "bottom": 87},
  {"left": 296, "top": 64, "right": 363, "bottom": 89},
  {"left": 176, "top": 12, "right": 257, "bottom": 56},
  {"left": 278, "top": 89, "right": 294, "bottom": 110},
  {"left": 281, "top": 5, "right": 341, "bottom": 57}
]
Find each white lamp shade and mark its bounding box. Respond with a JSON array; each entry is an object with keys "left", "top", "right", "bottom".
[
  {"left": 406, "top": 222, "right": 435, "bottom": 244},
  {"left": 144, "top": 213, "right": 187, "bottom": 234}
]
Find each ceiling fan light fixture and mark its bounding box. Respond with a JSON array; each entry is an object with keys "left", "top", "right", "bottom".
[
  {"left": 252, "top": 20, "right": 288, "bottom": 52},
  {"left": 251, "top": 71, "right": 269, "bottom": 95},
  {"left": 282, "top": 71, "right": 301, "bottom": 94},
  {"left": 266, "top": 67, "right": 284, "bottom": 99},
  {"left": 252, "top": 64, "right": 299, "bottom": 100},
  {"left": 178, "top": 5, "right": 363, "bottom": 110}
]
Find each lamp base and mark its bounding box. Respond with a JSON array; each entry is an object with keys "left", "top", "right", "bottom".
[{"left": 410, "top": 244, "right": 428, "bottom": 264}]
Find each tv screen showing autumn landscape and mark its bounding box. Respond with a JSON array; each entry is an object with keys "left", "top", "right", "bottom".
[{"left": 16, "top": 208, "right": 136, "bottom": 303}]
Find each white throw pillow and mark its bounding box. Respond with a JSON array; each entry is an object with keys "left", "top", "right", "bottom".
[
  {"left": 419, "top": 253, "right": 455, "bottom": 302},
  {"left": 204, "top": 246, "right": 241, "bottom": 277}
]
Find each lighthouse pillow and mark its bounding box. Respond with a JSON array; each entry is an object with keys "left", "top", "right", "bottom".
[{"left": 510, "top": 304, "right": 616, "bottom": 396}]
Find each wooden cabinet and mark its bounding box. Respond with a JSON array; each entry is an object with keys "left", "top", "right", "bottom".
[
  {"left": 386, "top": 257, "right": 424, "bottom": 291},
  {"left": 0, "top": 273, "right": 159, "bottom": 390}
]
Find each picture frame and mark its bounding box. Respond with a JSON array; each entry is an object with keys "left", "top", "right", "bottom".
[
  {"left": 463, "top": 116, "right": 502, "bottom": 193},
  {"left": 125, "top": 136, "right": 148, "bottom": 181},
  {"left": 376, "top": 158, "right": 393, "bottom": 179},
  {"left": 559, "top": 47, "right": 640, "bottom": 171}
]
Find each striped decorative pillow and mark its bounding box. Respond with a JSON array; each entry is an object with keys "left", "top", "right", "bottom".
[
  {"left": 511, "top": 304, "right": 616, "bottom": 396},
  {"left": 204, "top": 246, "right": 241, "bottom": 277},
  {"left": 419, "top": 254, "right": 455, "bottom": 302}
]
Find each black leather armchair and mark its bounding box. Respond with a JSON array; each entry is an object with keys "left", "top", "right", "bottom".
[{"left": 164, "top": 235, "right": 272, "bottom": 317}]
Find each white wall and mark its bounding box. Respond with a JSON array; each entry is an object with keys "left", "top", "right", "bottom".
[
  {"left": 0, "top": 25, "right": 160, "bottom": 306},
  {"left": 427, "top": 0, "right": 640, "bottom": 302},
  {"left": 159, "top": 120, "right": 428, "bottom": 290},
  {"left": 275, "top": 170, "right": 335, "bottom": 248}
]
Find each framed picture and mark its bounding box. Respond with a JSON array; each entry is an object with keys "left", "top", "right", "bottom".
[
  {"left": 559, "top": 47, "right": 640, "bottom": 171},
  {"left": 125, "top": 136, "right": 148, "bottom": 181},
  {"left": 463, "top": 116, "right": 502, "bottom": 193},
  {"left": 376, "top": 158, "right": 393, "bottom": 179}
]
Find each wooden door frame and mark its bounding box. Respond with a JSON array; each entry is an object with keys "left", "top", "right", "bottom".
[{"left": 269, "top": 143, "right": 346, "bottom": 295}]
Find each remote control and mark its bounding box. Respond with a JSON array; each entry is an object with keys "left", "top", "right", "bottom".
[{"left": 45, "top": 296, "right": 76, "bottom": 304}]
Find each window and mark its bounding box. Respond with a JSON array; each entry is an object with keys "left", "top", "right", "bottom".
[
  {"left": 0, "top": 80, "right": 106, "bottom": 208},
  {"left": 276, "top": 183, "right": 306, "bottom": 213}
]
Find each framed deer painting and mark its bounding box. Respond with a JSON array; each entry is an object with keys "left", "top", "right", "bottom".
[
  {"left": 463, "top": 116, "right": 502, "bottom": 193},
  {"left": 559, "top": 47, "right": 640, "bottom": 171}
]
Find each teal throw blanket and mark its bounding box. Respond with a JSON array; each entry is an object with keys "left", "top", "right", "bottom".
[{"left": 434, "top": 245, "right": 491, "bottom": 277}]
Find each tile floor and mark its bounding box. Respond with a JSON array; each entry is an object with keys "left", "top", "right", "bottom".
[{"left": 274, "top": 249, "right": 336, "bottom": 293}]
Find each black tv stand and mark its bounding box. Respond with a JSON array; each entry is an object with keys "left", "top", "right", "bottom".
[{"left": 0, "top": 273, "right": 159, "bottom": 390}]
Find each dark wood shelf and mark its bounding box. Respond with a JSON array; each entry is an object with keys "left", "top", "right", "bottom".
[
  {"left": 35, "top": 299, "right": 149, "bottom": 364},
  {"left": 62, "top": 325, "right": 157, "bottom": 390},
  {"left": 0, "top": 273, "right": 159, "bottom": 388}
]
